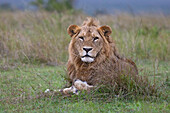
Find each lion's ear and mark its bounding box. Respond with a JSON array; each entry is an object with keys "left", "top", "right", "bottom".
[
  {"left": 99, "top": 25, "right": 112, "bottom": 37},
  {"left": 67, "top": 25, "right": 80, "bottom": 37}
]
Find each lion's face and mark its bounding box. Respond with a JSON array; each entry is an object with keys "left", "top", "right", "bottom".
[
  {"left": 74, "top": 26, "right": 104, "bottom": 62},
  {"left": 67, "top": 22, "right": 112, "bottom": 63}
]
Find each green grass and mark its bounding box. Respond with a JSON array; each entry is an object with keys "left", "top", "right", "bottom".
[{"left": 0, "top": 60, "right": 169, "bottom": 112}]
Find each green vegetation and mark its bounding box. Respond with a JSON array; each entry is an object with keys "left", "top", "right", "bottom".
[
  {"left": 0, "top": 12, "right": 170, "bottom": 112},
  {"left": 0, "top": 61, "right": 169, "bottom": 112}
]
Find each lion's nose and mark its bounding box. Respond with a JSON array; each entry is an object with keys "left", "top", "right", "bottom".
[{"left": 83, "top": 47, "right": 92, "bottom": 53}]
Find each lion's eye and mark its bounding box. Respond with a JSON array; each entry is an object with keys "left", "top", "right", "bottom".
[
  {"left": 79, "top": 37, "right": 84, "bottom": 41},
  {"left": 93, "top": 37, "right": 99, "bottom": 42}
]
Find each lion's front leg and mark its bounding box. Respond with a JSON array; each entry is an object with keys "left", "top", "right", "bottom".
[
  {"left": 74, "top": 79, "right": 94, "bottom": 91},
  {"left": 59, "top": 85, "right": 79, "bottom": 95},
  {"left": 60, "top": 79, "right": 94, "bottom": 95}
]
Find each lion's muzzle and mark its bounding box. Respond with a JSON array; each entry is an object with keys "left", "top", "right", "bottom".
[{"left": 81, "top": 46, "right": 94, "bottom": 63}]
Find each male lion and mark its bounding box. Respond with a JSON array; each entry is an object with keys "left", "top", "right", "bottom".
[{"left": 60, "top": 18, "right": 139, "bottom": 95}]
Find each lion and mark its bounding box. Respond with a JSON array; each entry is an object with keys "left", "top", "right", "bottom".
[{"left": 60, "top": 17, "right": 139, "bottom": 95}]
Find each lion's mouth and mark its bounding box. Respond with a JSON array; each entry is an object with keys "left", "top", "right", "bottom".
[
  {"left": 82, "top": 54, "right": 94, "bottom": 58},
  {"left": 81, "top": 54, "right": 94, "bottom": 63}
]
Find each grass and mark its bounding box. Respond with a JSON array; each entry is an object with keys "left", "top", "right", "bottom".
[
  {"left": 0, "top": 11, "right": 170, "bottom": 112},
  {"left": 0, "top": 12, "right": 170, "bottom": 64},
  {"left": 0, "top": 60, "right": 169, "bottom": 112}
]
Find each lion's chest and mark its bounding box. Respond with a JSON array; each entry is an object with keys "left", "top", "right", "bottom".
[
  {"left": 75, "top": 67, "right": 95, "bottom": 82},
  {"left": 74, "top": 61, "right": 117, "bottom": 85}
]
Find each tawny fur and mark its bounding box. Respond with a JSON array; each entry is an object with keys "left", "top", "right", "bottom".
[{"left": 67, "top": 17, "right": 138, "bottom": 88}]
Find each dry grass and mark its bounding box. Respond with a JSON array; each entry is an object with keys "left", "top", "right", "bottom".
[{"left": 0, "top": 11, "right": 169, "bottom": 65}]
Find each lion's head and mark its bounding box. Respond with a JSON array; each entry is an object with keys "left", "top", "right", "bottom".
[{"left": 67, "top": 18, "right": 113, "bottom": 63}]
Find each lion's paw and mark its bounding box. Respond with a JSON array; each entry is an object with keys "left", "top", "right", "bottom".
[
  {"left": 74, "top": 79, "right": 94, "bottom": 91},
  {"left": 59, "top": 86, "right": 79, "bottom": 95}
]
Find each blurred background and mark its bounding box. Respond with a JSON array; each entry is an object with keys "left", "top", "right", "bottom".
[
  {"left": 1, "top": 0, "right": 170, "bottom": 15},
  {"left": 0, "top": 0, "right": 170, "bottom": 65}
]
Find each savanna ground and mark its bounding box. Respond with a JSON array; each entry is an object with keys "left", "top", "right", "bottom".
[{"left": 0, "top": 11, "right": 170, "bottom": 112}]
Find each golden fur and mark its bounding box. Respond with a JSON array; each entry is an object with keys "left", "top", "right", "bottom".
[{"left": 67, "top": 17, "right": 138, "bottom": 87}]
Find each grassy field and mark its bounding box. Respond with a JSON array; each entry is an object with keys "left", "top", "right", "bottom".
[
  {"left": 0, "top": 60, "right": 169, "bottom": 112},
  {"left": 0, "top": 12, "right": 169, "bottom": 63},
  {"left": 0, "top": 11, "right": 170, "bottom": 112}
]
